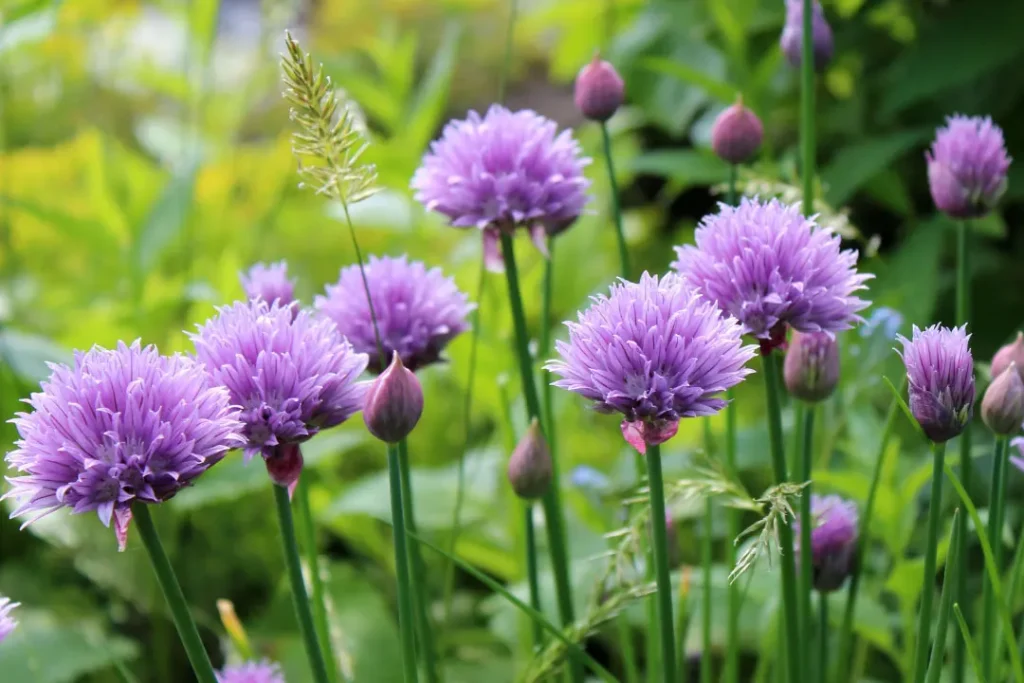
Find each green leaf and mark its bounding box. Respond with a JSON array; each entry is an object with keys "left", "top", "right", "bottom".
[
  {"left": 821, "top": 130, "right": 931, "bottom": 206},
  {"left": 403, "top": 22, "right": 462, "bottom": 155},
  {"left": 640, "top": 57, "right": 736, "bottom": 103},
  {"left": 871, "top": 218, "right": 945, "bottom": 325},
  {"left": 629, "top": 150, "right": 731, "bottom": 188},
  {"left": 134, "top": 165, "right": 198, "bottom": 272},
  {"left": 0, "top": 329, "right": 72, "bottom": 383},
  {"left": 954, "top": 604, "right": 988, "bottom": 683},
  {"left": 925, "top": 509, "right": 962, "bottom": 683}
]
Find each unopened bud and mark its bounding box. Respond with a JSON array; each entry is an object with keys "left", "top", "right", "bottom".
[
  {"left": 574, "top": 53, "right": 625, "bottom": 122},
  {"left": 265, "top": 442, "right": 304, "bottom": 490},
  {"left": 982, "top": 364, "right": 1024, "bottom": 435},
  {"left": 780, "top": 0, "right": 834, "bottom": 72},
  {"left": 711, "top": 97, "right": 764, "bottom": 165},
  {"left": 507, "top": 419, "right": 552, "bottom": 500},
  {"left": 991, "top": 332, "right": 1024, "bottom": 381},
  {"left": 783, "top": 330, "right": 840, "bottom": 402},
  {"left": 363, "top": 352, "right": 424, "bottom": 443}
]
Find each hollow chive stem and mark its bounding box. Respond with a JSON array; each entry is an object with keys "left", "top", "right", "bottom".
[
  {"left": 952, "top": 218, "right": 971, "bottom": 683},
  {"left": 645, "top": 443, "right": 678, "bottom": 683},
  {"left": 387, "top": 444, "right": 420, "bottom": 683},
  {"left": 798, "top": 407, "right": 816, "bottom": 683},
  {"left": 600, "top": 121, "right": 630, "bottom": 277},
  {"left": 523, "top": 503, "right": 543, "bottom": 648},
  {"left": 911, "top": 442, "right": 947, "bottom": 683},
  {"left": 982, "top": 436, "right": 1010, "bottom": 679},
  {"left": 295, "top": 479, "right": 341, "bottom": 682}
]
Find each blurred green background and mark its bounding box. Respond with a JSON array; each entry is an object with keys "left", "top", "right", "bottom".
[{"left": 2, "top": 0, "right": 1024, "bottom": 681}]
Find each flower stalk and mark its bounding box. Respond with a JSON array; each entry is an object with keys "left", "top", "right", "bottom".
[
  {"left": 645, "top": 444, "right": 677, "bottom": 683},
  {"left": 911, "top": 442, "right": 947, "bottom": 683}
]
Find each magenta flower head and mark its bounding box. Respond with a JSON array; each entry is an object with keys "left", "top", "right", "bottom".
[
  {"left": 574, "top": 54, "right": 625, "bottom": 122},
  {"left": 0, "top": 596, "right": 19, "bottom": 643},
  {"left": 794, "top": 494, "right": 858, "bottom": 593},
  {"left": 315, "top": 255, "right": 473, "bottom": 373},
  {"left": 217, "top": 660, "right": 286, "bottom": 683},
  {"left": 897, "top": 324, "right": 975, "bottom": 443},
  {"left": 711, "top": 97, "right": 764, "bottom": 165},
  {"left": 190, "top": 300, "right": 368, "bottom": 485},
  {"left": 927, "top": 115, "right": 1011, "bottom": 219},
  {"left": 240, "top": 261, "right": 296, "bottom": 308},
  {"left": 672, "top": 198, "right": 871, "bottom": 350},
  {"left": 780, "top": 0, "right": 834, "bottom": 71},
  {"left": 411, "top": 105, "right": 591, "bottom": 270},
  {"left": 3, "top": 341, "right": 242, "bottom": 549},
  {"left": 546, "top": 273, "right": 756, "bottom": 453}
]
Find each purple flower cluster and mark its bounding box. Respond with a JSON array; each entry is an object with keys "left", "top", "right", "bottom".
[
  {"left": 927, "top": 115, "right": 1011, "bottom": 218},
  {"left": 216, "top": 660, "right": 286, "bottom": 683},
  {"left": 897, "top": 324, "right": 975, "bottom": 443},
  {"left": 546, "top": 273, "right": 756, "bottom": 452},
  {"left": 0, "top": 596, "right": 18, "bottom": 643},
  {"left": 241, "top": 261, "right": 297, "bottom": 307},
  {"left": 315, "top": 255, "right": 473, "bottom": 373},
  {"left": 794, "top": 494, "right": 858, "bottom": 592},
  {"left": 3, "top": 341, "right": 243, "bottom": 548},
  {"left": 672, "top": 198, "right": 871, "bottom": 345}
]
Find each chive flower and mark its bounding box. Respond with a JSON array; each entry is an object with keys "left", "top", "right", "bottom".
[
  {"left": 780, "top": 0, "right": 834, "bottom": 71},
  {"left": 217, "top": 660, "right": 286, "bottom": 683},
  {"left": 0, "top": 596, "right": 18, "bottom": 643},
  {"left": 927, "top": 115, "right": 1011, "bottom": 219},
  {"left": 240, "top": 261, "right": 296, "bottom": 307},
  {"left": 794, "top": 494, "right": 859, "bottom": 592},
  {"left": 897, "top": 324, "right": 975, "bottom": 443}
]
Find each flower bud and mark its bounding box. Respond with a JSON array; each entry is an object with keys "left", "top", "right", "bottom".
[
  {"left": 507, "top": 418, "right": 552, "bottom": 499},
  {"left": 711, "top": 97, "right": 764, "bottom": 165},
  {"left": 780, "top": 0, "right": 834, "bottom": 72},
  {"left": 982, "top": 364, "right": 1024, "bottom": 435},
  {"left": 991, "top": 332, "right": 1024, "bottom": 381},
  {"left": 265, "top": 442, "right": 304, "bottom": 490},
  {"left": 363, "top": 352, "right": 424, "bottom": 444},
  {"left": 574, "top": 54, "right": 624, "bottom": 122},
  {"left": 794, "top": 494, "right": 858, "bottom": 593},
  {"left": 783, "top": 330, "right": 840, "bottom": 402}
]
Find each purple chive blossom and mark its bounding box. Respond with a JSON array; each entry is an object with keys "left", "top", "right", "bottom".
[
  {"left": 411, "top": 105, "right": 592, "bottom": 271},
  {"left": 216, "top": 660, "right": 286, "bottom": 683},
  {"left": 240, "top": 261, "right": 296, "bottom": 307},
  {"left": 3, "top": 341, "right": 242, "bottom": 549},
  {"left": 315, "top": 255, "right": 474, "bottom": 373},
  {"left": 794, "top": 494, "right": 859, "bottom": 592},
  {"left": 927, "top": 115, "right": 1011, "bottom": 219},
  {"left": 780, "top": 0, "right": 834, "bottom": 71},
  {"left": 190, "top": 300, "right": 368, "bottom": 465},
  {"left": 546, "top": 273, "right": 756, "bottom": 453},
  {"left": 897, "top": 324, "right": 975, "bottom": 443},
  {"left": 0, "top": 597, "right": 19, "bottom": 643},
  {"left": 672, "top": 198, "right": 871, "bottom": 349}
]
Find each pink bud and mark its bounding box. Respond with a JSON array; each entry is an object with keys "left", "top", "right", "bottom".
[
  {"left": 783, "top": 330, "right": 840, "bottom": 402},
  {"left": 507, "top": 418, "right": 552, "bottom": 499},
  {"left": 363, "top": 352, "right": 424, "bottom": 443},
  {"left": 982, "top": 363, "right": 1024, "bottom": 435},
  {"left": 711, "top": 97, "right": 764, "bottom": 165},
  {"left": 265, "top": 442, "right": 304, "bottom": 491},
  {"left": 574, "top": 54, "right": 625, "bottom": 122},
  {"left": 991, "top": 332, "right": 1024, "bottom": 382}
]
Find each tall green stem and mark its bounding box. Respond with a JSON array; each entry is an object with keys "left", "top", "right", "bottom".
[
  {"left": 539, "top": 239, "right": 557, "bottom": 458},
  {"left": 133, "top": 504, "right": 218, "bottom": 683},
  {"left": 273, "top": 486, "right": 332, "bottom": 683},
  {"left": 723, "top": 167, "right": 740, "bottom": 683},
  {"left": 645, "top": 444, "right": 678, "bottom": 683},
  {"left": 600, "top": 122, "right": 630, "bottom": 277},
  {"left": 387, "top": 444, "right": 420, "bottom": 683},
  {"left": 798, "top": 407, "right": 815, "bottom": 683},
  {"left": 727, "top": 164, "right": 738, "bottom": 207},
  {"left": 912, "top": 442, "right": 947, "bottom": 683},
  {"left": 761, "top": 354, "right": 803, "bottom": 683},
  {"left": 701, "top": 497, "right": 713, "bottom": 683},
  {"left": 498, "top": 231, "right": 581, "bottom": 683},
  {"left": 952, "top": 218, "right": 971, "bottom": 683},
  {"left": 295, "top": 479, "right": 341, "bottom": 683},
  {"left": 982, "top": 436, "right": 1010, "bottom": 680},
  {"left": 819, "top": 596, "right": 828, "bottom": 683},
  {"left": 799, "top": 0, "right": 815, "bottom": 215},
  {"left": 925, "top": 509, "right": 962, "bottom": 683},
  {"left": 523, "top": 503, "right": 543, "bottom": 648}
]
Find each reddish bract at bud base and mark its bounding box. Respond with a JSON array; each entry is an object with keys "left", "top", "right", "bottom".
[
  {"left": 363, "top": 352, "right": 424, "bottom": 444},
  {"left": 574, "top": 54, "right": 624, "bottom": 122}
]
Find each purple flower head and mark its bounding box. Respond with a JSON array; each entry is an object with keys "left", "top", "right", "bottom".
[
  {"left": 672, "top": 198, "right": 872, "bottom": 346},
  {"left": 217, "top": 660, "right": 286, "bottom": 683},
  {"left": 546, "top": 273, "right": 756, "bottom": 453},
  {"left": 315, "top": 255, "right": 473, "bottom": 373},
  {"left": 240, "top": 261, "right": 296, "bottom": 308},
  {"left": 0, "top": 596, "right": 19, "bottom": 643},
  {"left": 3, "top": 341, "right": 242, "bottom": 549},
  {"left": 190, "top": 300, "right": 369, "bottom": 462},
  {"left": 897, "top": 324, "right": 975, "bottom": 443},
  {"left": 927, "top": 115, "right": 1011, "bottom": 219},
  {"left": 411, "top": 105, "right": 591, "bottom": 271},
  {"left": 794, "top": 494, "right": 858, "bottom": 593},
  {"left": 780, "top": 0, "right": 834, "bottom": 71}
]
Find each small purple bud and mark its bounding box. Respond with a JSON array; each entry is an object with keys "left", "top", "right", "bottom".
[
  {"left": 991, "top": 332, "right": 1024, "bottom": 381},
  {"left": 784, "top": 330, "right": 840, "bottom": 402},
  {"left": 780, "top": 0, "right": 834, "bottom": 72},
  {"left": 265, "top": 442, "right": 304, "bottom": 492},
  {"left": 982, "top": 364, "right": 1024, "bottom": 435},
  {"left": 507, "top": 419, "right": 553, "bottom": 500},
  {"left": 574, "top": 54, "right": 625, "bottom": 122},
  {"left": 0, "top": 596, "right": 18, "bottom": 643},
  {"left": 363, "top": 352, "right": 424, "bottom": 444},
  {"left": 794, "top": 494, "right": 859, "bottom": 593},
  {"left": 711, "top": 97, "right": 764, "bottom": 165}
]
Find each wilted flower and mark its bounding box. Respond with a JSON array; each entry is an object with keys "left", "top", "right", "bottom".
[
  {"left": 991, "top": 332, "right": 1024, "bottom": 381},
  {"left": 982, "top": 364, "right": 1024, "bottom": 435},
  {"left": 897, "top": 324, "right": 975, "bottom": 443},
  {"left": 711, "top": 98, "right": 764, "bottom": 165},
  {"left": 3, "top": 342, "right": 242, "bottom": 549},
  {"left": 217, "top": 660, "right": 286, "bottom": 683},
  {"left": 363, "top": 352, "right": 424, "bottom": 444},
  {"left": 315, "top": 255, "right": 473, "bottom": 373},
  {"left": 780, "top": 0, "right": 834, "bottom": 71},
  {"left": 574, "top": 54, "right": 625, "bottom": 122},
  {"left": 190, "top": 300, "right": 368, "bottom": 464},
  {"left": 0, "top": 597, "right": 18, "bottom": 643},
  {"left": 546, "top": 273, "right": 756, "bottom": 453},
  {"left": 794, "top": 494, "right": 858, "bottom": 592},
  {"left": 672, "top": 198, "right": 871, "bottom": 347},
  {"left": 507, "top": 419, "right": 553, "bottom": 499},
  {"left": 784, "top": 330, "right": 840, "bottom": 402},
  {"left": 240, "top": 261, "right": 296, "bottom": 307},
  {"left": 411, "top": 105, "right": 591, "bottom": 270},
  {"left": 927, "top": 115, "right": 1011, "bottom": 219}
]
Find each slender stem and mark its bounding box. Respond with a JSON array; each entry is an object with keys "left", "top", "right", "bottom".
[
  {"left": 676, "top": 569, "right": 693, "bottom": 683},
  {"left": 600, "top": 122, "right": 630, "bottom": 278},
  {"left": 727, "top": 164, "right": 738, "bottom": 207},
  {"left": 523, "top": 503, "right": 543, "bottom": 648},
  {"left": 799, "top": 0, "right": 815, "bottom": 215},
  {"left": 498, "top": 231, "right": 580, "bottom": 683},
  {"left": 926, "top": 509, "right": 962, "bottom": 683},
  {"left": 645, "top": 444, "right": 678, "bottom": 683},
  {"left": 272, "top": 486, "right": 332, "bottom": 683},
  {"left": 701, "top": 497, "right": 713, "bottom": 683},
  {"left": 761, "top": 354, "right": 803, "bottom": 683},
  {"left": 295, "top": 479, "right": 341, "bottom": 683},
  {"left": 617, "top": 616, "right": 640, "bottom": 683},
  {"left": 498, "top": 0, "right": 519, "bottom": 104},
  {"left": 952, "top": 219, "right": 970, "bottom": 683},
  {"left": 724, "top": 387, "right": 740, "bottom": 683},
  {"left": 982, "top": 436, "right": 1010, "bottom": 680},
  {"left": 133, "top": 504, "right": 217, "bottom": 683},
  {"left": 798, "top": 407, "right": 816, "bottom": 683},
  {"left": 995, "top": 515, "right": 1024, "bottom": 683},
  {"left": 539, "top": 238, "right": 557, "bottom": 454},
  {"left": 912, "top": 442, "right": 947, "bottom": 683},
  {"left": 819, "top": 596, "right": 829, "bottom": 683},
  {"left": 387, "top": 444, "right": 420, "bottom": 683}
]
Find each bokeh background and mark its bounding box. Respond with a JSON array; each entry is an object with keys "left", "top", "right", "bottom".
[{"left": 2, "top": 0, "right": 1024, "bottom": 681}]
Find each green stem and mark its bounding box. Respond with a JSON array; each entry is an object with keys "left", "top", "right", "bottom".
[
  {"left": 798, "top": 406, "right": 815, "bottom": 683},
  {"left": 295, "top": 479, "right": 341, "bottom": 683},
  {"left": 761, "top": 353, "right": 803, "bottom": 683},
  {"left": 800, "top": 0, "right": 815, "bottom": 215},
  {"left": 133, "top": 504, "right": 217, "bottom": 683},
  {"left": 387, "top": 444, "right": 420, "bottom": 683},
  {"left": 524, "top": 503, "right": 543, "bottom": 648},
  {"left": 398, "top": 440, "right": 440, "bottom": 683},
  {"left": 982, "top": 436, "right": 1010, "bottom": 680},
  {"left": 926, "top": 509, "right": 963, "bottom": 683},
  {"left": 676, "top": 570, "right": 692, "bottom": 683},
  {"left": 912, "top": 442, "right": 947, "bottom": 683},
  {"left": 600, "top": 122, "right": 630, "bottom": 278},
  {"left": 645, "top": 444, "right": 678, "bottom": 683},
  {"left": 724, "top": 387, "right": 740, "bottom": 683},
  {"left": 819, "top": 596, "right": 828, "bottom": 683},
  {"left": 701, "top": 497, "right": 713, "bottom": 683},
  {"left": 539, "top": 238, "right": 557, "bottom": 453},
  {"left": 498, "top": 0, "right": 518, "bottom": 104},
  {"left": 952, "top": 219, "right": 970, "bottom": 683},
  {"left": 273, "top": 486, "right": 332, "bottom": 683},
  {"left": 498, "top": 231, "right": 581, "bottom": 683},
  {"left": 618, "top": 616, "right": 640, "bottom": 683},
  {"left": 727, "top": 164, "right": 738, "bottom": 207}
]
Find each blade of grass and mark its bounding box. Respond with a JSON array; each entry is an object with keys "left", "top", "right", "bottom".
[{"left": 954, "top": 604, "right": 987, "bottom": 683}]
